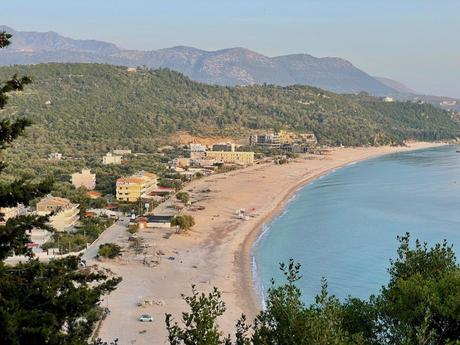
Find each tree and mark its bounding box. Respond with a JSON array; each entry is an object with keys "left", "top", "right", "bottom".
[
  {"left": 98, "top": 243, "right": 122, "bottom": 259},
  {"left": 165, "top": 286, "right": 232, "bottom": 345},
  {"left": 176, "top": 191, "right": 190, "bottom": 204},
  {"left": 376, "top": 233, "right": 460, "bottom": 344},
  {"left": 0, "top": 31, "right": 121, "bottom": 345},
  {"left": 0, "top": 256, "right": 121, "bottom": 345},
  {"left": 171, "top": 214, "right": 195, "bottom": 232},
  {"left": 251, "top": 259, "right": 353, "bottom": 345},
  {"left": 166, "top": 237, "right": 460, "bottom": 345}
]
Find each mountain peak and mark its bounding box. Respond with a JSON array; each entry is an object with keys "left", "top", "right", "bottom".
[{"left": 0, "top": 26, "right": 398, "bottom": 95}]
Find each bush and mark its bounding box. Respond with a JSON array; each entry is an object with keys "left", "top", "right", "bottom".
[
  {"left": 98, "top": 243, "right": 122, "bottom": 259},
  {"left": 176, "top": 192, "right": 190, "bottom": 204},
  {"left": 171, "top": 214, "right": 195, "bottom": 231}
]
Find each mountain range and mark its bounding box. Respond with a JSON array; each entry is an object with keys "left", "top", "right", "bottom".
[
  {"left": 0, "top": 25, "right": 458, "bottom": 111},
  {"left": 0, "top": 25, "right": 400, "bottom": 95}
]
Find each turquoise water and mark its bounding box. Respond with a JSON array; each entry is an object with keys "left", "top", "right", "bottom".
[{"left": 253, "top": 145, "right": 460, "bottom": 303}]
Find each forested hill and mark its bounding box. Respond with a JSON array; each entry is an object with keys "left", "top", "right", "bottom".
[{"left": 0, "top": 63, "right": 458, "bottom": 153}]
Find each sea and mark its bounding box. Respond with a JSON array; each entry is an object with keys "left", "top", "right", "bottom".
[{"left": 252, "top": 144, "right": 460, "bottom": 304}]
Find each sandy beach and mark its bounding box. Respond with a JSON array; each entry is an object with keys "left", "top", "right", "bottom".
[{"left": 96, "top": 142, "right": 445, "bottom": 344}]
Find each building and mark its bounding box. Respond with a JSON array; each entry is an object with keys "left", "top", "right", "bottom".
[
  {"left": 102, "top": 152, "right": 122, "bottom": 165},
  {"left": 87, "top": 191, "right": 102, "bottom": 199},
  {"left": 206, "top": 151, "right": 254, "bottom": 165},
  {"left": 0, "top": 205, "right": 25, "bottom": 225},
  {"left": 279, "top": 130, "right": 317, "bottom": 146},
  {"left": 249, "top": 133, "right": 280, "bottom": 148},
  {"left": 116, "top": 171, "right": 158, "bottom": 202},
  {"left": 36, "top": 195, "right": 80, "bottom": 232},
  {"left": 250, "top": 130, "right": 317, "bottom": 150},
  {"left": 170, "top": 158, "right": 191, "bottom": 169},
  {"left": 135, "top": 215, "right": 173, "bottom": 229},
  {"left": 384, "top": 96, "right": 394, "bottom": 103},
  {"left": 190, "top": 143, "right": 207, "bottom": 159},
  {"left": 113, "top": 149, "right": 132, "bottom": 155},
  {"left": 212, "top": 142, "right": 235, "bottom": 152},
  {"left": 189, "top": 143, "right": 207, "bottom": 152},
  {"left": 71, "top": 169, "right": 96, "bottom": 190},
  {"left": 48, "top": 152, "right": 62, "bottom": 161}
]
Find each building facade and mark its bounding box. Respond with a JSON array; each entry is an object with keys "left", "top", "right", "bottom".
[
  {"left": 36, "top": 195, "right": 80, "bottom": 232},
  {"left": 249, "top": 133, "right": 280, "bottom": 148},
  {"left": 102, "top": 152, "right": 122, "bottom": 165},
  {"left": 71, "top": 169, "right": 96, "bottom": 190},
  {"left": 206, "top": 151, "right": 254, "bottom": 165},
  {"left": 116, "top": 171, "right": 158, "bottom": 202},
  {"left": 0, "top": 205, "right": 25, "bottom": 225},
  {"left": 212, "top": 142, "right": 235, "bottom": 152}
]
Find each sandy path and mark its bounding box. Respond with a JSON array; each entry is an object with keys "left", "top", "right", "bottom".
[{"left": 97, "top": 142, "right": 444, "bottom": 344}]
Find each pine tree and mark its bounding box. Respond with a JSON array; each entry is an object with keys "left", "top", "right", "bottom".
[{"left": 0, "top": 30, "right": 121, "bottom": 345}]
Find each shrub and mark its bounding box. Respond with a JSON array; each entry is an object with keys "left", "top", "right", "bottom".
[{"left": 98, "top": 243, "right": 122, "bottom": 259}]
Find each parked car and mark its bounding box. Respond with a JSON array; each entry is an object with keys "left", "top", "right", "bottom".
[{"left": 138, "top": 314, "right": 153, "bottom": 322}]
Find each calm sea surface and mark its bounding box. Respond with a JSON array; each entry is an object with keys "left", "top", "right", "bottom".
[{"left": 253, "top": 145, "right": 460, "bottom": 303}]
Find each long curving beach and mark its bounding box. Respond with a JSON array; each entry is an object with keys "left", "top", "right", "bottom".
[{"left": 97, "top": 142, "right": 445, "bottom": 344}]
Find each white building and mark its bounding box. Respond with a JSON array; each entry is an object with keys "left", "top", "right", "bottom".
[
  {"left": 48, "top": 152, "right": 62, "bottom": 160},
  {"left": 102, "top": 152, "right": 122, "bottom": 165},
  {"left": 71, "top": 169, "right": 96, "bottom": 190}
]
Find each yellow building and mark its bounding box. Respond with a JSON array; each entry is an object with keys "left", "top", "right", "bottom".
[
  {"left": 116, "top": 171, "right": 158, "bottom": 202},
  {"left": 206, "top": 151, "right": 254, "bottom": 165}
]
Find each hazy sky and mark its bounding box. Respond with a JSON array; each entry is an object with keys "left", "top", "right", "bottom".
[{"left": 3, "top": 0, "right": 460, "bottom": 98}]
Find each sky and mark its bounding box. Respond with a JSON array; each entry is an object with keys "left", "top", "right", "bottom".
[{"left": 3, "top": 0, "right": 460, "bottom": 98}]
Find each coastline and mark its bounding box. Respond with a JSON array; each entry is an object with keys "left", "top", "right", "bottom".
[
  {"left": 236, "top": 142, "right": 449, "bottom": 318},
  {"left": 96, "top": 142, "right": 447, "bottom": 344}
]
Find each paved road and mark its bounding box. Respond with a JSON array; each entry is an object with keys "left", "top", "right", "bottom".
[{"left": 82, "top": 218, "right": 130, "bottom": 262}]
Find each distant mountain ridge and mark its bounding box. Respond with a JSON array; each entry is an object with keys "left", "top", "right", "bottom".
[{"left": 0, "top": 25, "right": 397, "bottom": 95}]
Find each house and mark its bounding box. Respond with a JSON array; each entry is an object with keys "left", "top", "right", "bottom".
[
  {"left": 136, "top": 215, "right": 172, "bottom": 229},
  {"left": 189, "top": 143, "right": 207, "bottom": 152},
  {"left": 206, "top": 151, "right": 254, "bottom": 165},
  {"left": 0, "top": 205, "right": 26, "bottom": 225},
  {"left": 190, "top": 143, "right": 207, "bottom": 159},
  {"left": 71, "top": 169, "right": 96, "bottom": 190},
  {"left": 170, "top": 158, "right": 191, "bottom": 169},
  {"left": 113, "top": 149, "right": 132, "bottom": 155},
  {"left": 87, "top": 190, "right": 102, "bottom": 199},
  {"left": 102, "top": 152, "right": 122, "bottom": 165},
  {"left": 148, "top": 187, "right": 176, "bottom": 197},
  {"left": 36, "top": 195, "right": 80, "bottom": 232},
  {"left": 384, "top": 96, "right": 394, "bottom": 102},
  {"left": 116, "top": 171, "right": 158, "bottom": 202},
  {"left": 212, "top": 142, "right": 235, "bottom": 152},
  {"left": 48, "top": 152, "right": 62, "bottom": 160}
]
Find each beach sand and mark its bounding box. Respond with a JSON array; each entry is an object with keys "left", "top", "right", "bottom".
[{"left": 97, "top": 142, "right": 444, "bottom": 344}]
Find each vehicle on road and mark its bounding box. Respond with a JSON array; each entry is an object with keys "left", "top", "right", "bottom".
[{"left": 138, "top": 314, "right": 153, "bottom": 322}]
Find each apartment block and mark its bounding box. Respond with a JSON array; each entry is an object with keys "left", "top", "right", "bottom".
[
  {"left": 36, "top": 195, "right": 80, "bottom": 232},
  {"left": 206, "top": 151, "right": 254, "bottom": 165},
  {"left": 116, "top": 171, "right": 158, "bottom": 202}
]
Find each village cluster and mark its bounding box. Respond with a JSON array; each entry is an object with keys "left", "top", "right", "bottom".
[{"left": 2, "top": 130, "right": 317, "bottom": 262}]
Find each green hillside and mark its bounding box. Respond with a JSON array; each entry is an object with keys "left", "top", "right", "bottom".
[{"left": 0, "top": 63, "right": 458, "bottom": 157}]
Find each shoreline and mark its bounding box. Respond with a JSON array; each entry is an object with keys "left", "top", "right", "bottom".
[
  {"left": 236, "top": 142, "right": 449, "bottom": 317},
  {"left": 96, "top": 142, "right": 448, "bottom": 344}
]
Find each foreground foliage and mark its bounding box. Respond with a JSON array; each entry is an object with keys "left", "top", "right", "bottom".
[
  {"left": 0, "top": 31, "right": 121, "bottom": 345},
  {"left": 166, "top": 234, "right": 460, "bottom": 345}
]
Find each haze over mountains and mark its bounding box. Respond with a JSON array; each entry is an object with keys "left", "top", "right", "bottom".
[
  {"left": 0, "top": 25, "right": 458, "bottom": 111},
  {"left": 0, "top": 25, "right": 400, "bottom": 95}
]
